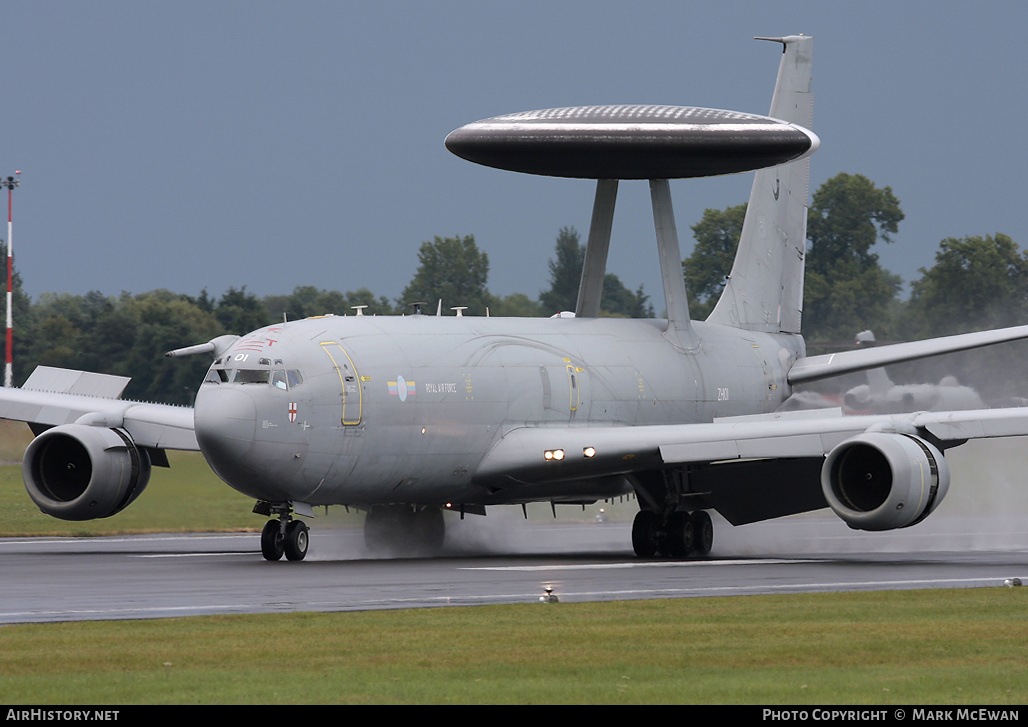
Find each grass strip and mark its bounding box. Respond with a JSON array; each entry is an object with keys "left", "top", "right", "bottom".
[{"left": 0, "top": 589, "right": 1024, "bottom": 705}]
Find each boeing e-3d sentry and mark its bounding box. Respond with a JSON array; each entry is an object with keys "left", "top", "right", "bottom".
[{"left": 6, "top": 35, "right": 1028, "bottom": 562}]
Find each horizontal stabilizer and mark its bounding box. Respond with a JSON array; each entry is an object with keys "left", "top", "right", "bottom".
[
  {"left": 23, "top": 366, "right": 130, "bottom": 399},
  {"left": 787, "top": 324, "right": 1028, "bottom": 384}
]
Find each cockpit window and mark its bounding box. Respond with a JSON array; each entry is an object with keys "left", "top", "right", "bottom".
[
  {"left": 234, "top": 369, "right": 270, "bottom": 384},
  {"left": 203, "top": 366, "right": 304, "bottom": 388},
  {"left": 205, "top": 367, "right": 230, "bottom": 384}
]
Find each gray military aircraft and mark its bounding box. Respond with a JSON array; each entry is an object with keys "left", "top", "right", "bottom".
[{"left": 5, "top": 35, "right": 1028, "bottom": 562}]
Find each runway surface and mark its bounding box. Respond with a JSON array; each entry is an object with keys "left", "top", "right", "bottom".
[{"left": 2, "top": 510, "right": 1026, "bottom": 624}]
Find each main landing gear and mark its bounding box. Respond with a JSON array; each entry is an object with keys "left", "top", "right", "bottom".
[
  {"left": 257, "top": 503, "right": 310, "bottom": 561},
  {"left": 629, "top": 470, "right": 715, "bottom": 558},
  {"left": 632, "top": 509, "right": 713, "bottom": 558}
]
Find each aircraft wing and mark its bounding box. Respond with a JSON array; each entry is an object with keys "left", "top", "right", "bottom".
[
  {"left": 0, "top": 366, "right": 198, "bottom": 452},
  {"left": 473, "top": 406, "right": 1028, "bottom": 525},
  {"left": 476, "top": 407, "right": 1028, "bottom": 480},
  {"left": 788, "top": 323, "right": 1028, "bottom": 384}
]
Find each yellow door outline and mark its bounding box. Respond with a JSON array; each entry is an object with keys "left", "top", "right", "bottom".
[
  {"left": 320, "top": 342, "right": 363, "bottom": 426},
  {"left": 564, "top": 360, "right": 581, "bottom": 412}
]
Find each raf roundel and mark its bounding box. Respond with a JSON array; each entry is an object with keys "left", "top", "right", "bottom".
[{"left": 444, "top": 104, "right": 820, "bottom": 180}]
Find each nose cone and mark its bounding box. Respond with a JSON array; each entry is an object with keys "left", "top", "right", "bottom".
[{"left": 194, "top": 386, "right": 257, "bottom": 484}]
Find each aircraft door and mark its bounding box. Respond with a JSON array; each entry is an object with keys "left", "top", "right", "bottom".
[
  {"left": 537, "top": 358, "right": 584, "bottom": 421},
  {"left": 319, "top": 341, "right": 363, "bottom": 426},
  {"left": 566, "top": 361, "right": 582, "bottom": 416}
]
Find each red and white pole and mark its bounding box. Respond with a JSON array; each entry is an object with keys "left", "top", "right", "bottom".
[{"left": 3, "top": 172, "right": 20, "bottom": 388}]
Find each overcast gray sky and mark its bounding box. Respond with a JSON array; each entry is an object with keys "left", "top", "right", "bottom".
[{"left": 3, "top": 1, "right": 1026, "bottom": 311}]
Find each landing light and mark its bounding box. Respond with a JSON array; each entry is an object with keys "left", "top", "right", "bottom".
[
  {"left": 544, "top": 449, "right": 565, "bottom": 461},
  {"left": 583, "top": 446, "right": 596, "bottom": 458}
]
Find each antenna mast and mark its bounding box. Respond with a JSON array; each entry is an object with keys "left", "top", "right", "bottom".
[{"left": 2, "top": 172, "right": 21, "bottom": 387}]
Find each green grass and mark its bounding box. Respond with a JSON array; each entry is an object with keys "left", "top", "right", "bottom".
[{"left": 0, "top": 589, "right": 1024, "bottom": 704}]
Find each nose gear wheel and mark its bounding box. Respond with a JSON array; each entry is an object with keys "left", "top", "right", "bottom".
[{"left": 259, "top": 504, "right": 310, "bottom": 561}]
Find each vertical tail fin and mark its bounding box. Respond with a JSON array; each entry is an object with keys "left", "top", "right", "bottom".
[{"left": 707, "top": 35, "right": 814, "bottom": 334}]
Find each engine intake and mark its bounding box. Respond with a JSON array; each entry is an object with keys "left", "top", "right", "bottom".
[
  {"left": 23, "top": 424, "right": 152, "bottom": 521},
  {"left": 821, "top": 431, "right": 949, "bottom": 531}
]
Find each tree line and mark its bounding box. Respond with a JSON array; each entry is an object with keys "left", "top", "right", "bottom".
[{"left": 3, "top": 171, "right": 1027, "bottom": 404}]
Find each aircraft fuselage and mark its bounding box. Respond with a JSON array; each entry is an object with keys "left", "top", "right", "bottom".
[{"left": 193, "top": 315, "right": 804, "bottom": 508}]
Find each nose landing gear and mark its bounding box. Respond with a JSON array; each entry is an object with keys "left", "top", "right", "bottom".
[{"left": 257, "top": 503, "right": 310, "bottom": 561}]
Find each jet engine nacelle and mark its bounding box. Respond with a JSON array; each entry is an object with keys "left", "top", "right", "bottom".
[
  {"left": 821, "top": 431, "right": 950, "bottom": 531},
  {"left": 22, "top": 424, "right": 152, "bottom": 521}
]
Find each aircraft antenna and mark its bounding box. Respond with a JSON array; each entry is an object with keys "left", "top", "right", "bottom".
[{"left": 1, "top": 172, "right": 20, "bottom": 387}]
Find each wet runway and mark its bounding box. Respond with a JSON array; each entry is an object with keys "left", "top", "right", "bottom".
[{"left": 2, "top": 509, "right": 1026, "bottom": 624}]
